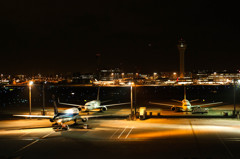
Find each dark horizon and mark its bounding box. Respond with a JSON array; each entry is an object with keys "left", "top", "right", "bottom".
[{"left": 1, "top": 1, "right": 240, "bottom": 75}]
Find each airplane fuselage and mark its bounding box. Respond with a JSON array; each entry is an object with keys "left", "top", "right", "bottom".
[
  {"left": 81, "top": 100, "right": 101, "bottom": 111},
  {"left": 181, "top": 99, "right": 192, "bottom": 111},
  {"left": 52, "top": 107, "right": 79, "bottom": 123}
]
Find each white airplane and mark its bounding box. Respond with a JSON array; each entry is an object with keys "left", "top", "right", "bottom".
[
  {"left": 14, "top": 96, "right": 95, "bottom": 130},
  {"left": 58, "top": 87, "right": 130, "bottom": 112},
  {"left": 149, "top": 87, "right": 222, "bottom": 112}
]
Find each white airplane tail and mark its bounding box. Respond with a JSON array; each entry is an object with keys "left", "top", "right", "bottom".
[
  {"left": 97, "top": 87, "right": 100, "bottom": 101},
  {"left": 184, "top": 86, "right": 186, "bottom": 100}
]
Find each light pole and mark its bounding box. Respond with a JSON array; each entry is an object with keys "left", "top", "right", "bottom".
[
  {"left": 173, "top": 72, "right": 177, "bottom": 79},
  {"left": 121, "top": 73, "right": 124, "bottom": 79},
  {"left": 134, "top": 82, "right": 137, "bottom": 116},
  {"left": 153, "top": 72, "right": 157, "bottom": 80},
  {"left": 42, "top": 81, "right": 46, "bottom": 115},
  {"left": 28, "top": 81, "right": 33, "bottom": 116},
  {"left": 233, "top": 79, "right": 237, "bottom": 116},
  {"left": 134, "top": 73, "right": 138, "bottom": 116},
  {"left": 129, "top": 82, "right": 134, "bottom": 120}
]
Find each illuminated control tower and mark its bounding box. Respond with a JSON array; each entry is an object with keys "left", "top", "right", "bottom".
[{"left": 177, "top": 39, "right": 187, "bottom": 78}]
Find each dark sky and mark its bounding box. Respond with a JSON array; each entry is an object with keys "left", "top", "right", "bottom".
[{"left": 0, "top": 0, "right": 240, "bottom": 75}]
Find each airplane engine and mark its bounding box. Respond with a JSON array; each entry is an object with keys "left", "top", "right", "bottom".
[
  {"left": 101, "top": 106, "right": 107, "bottom": 111},
  {"left": 171, "top": 106, "right": 176, "bottom": 111},
  {"left": 82, "top": 118, "right": 88, "bottom": 122}
]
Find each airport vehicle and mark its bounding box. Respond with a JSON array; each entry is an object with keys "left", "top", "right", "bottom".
[
  {"left": 14, "top": 96, "right": 94, "bottom": 130},
  {"left": 192, "top": 107, "right": 208, "bottom": 114},
  {"left": 139, "top": 107, "right": 147, "bottom": 120},
  {"left": 149, "top": 87, "right": 222, "bottom": 112},
  {"left": 58, "top": 87, "right": 130, "bottom": 112}
]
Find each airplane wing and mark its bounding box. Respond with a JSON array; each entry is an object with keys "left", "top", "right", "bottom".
[
  {"left": 171, "top": 99, "right": 182, "bottom": 103},
  {"left": 58, "top": 100, "right": 83, "bottom": 107},
  {"left": 100, "top": 102, "right": 130, "bottom": 107},
  {"left": 14, "top": 115, "right": 53, "bottom": 119},
  {"left": 101, "top": 100, "right": 112, "bottom": 104},
  {"left": 149, "top": 102, "right": 182, "bottom": 107},
  {"left": 191, "top": 102, "right": 223, "bottom": 108},
  {"left": 79, "top": 115, "right": 103, "bottom": 118},
  {"left": 75, "top": 114, "right": 106, "bottom": 120},
  {"left": 190, "top": 99, "right": 199, "bottom": 102}
]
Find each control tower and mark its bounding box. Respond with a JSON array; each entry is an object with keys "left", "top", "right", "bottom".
[{"left": 177, "top": 39, "right": 187, "bottom": 78}]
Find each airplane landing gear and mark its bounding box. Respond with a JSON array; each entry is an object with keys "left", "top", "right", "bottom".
[
  {"left": 74, "top": 119, "right": 77, "bottom": 124},
  {"left": 52, "top": 123, "right": 69, "bottom": 131},
  {"left": 61, "top": 124, "right": 69, "bottom": 130},
  {"left": 83, "top": 124, "right": 88, "bottom": 129}
]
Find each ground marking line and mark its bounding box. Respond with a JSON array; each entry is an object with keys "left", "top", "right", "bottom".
[
  {"left": 125, "top": 127, "right": 134, "bottom": 139},
  {"left": 118, "top": 126, "right": 128, "bottom": 139},
  {"left": 217, "top": 133, "right": 234, "bottom": 158},
  {"left": 15, "top": 131, "right": 54, "bottom": 153},
  {"left": 189, "top": 121, "right": 203, "bottom": 158},
  {"left": 40, "top": 132, "right": 54, "bottom": 139},
  {"left": 15, "top": 139, "right": 39, "bottom": 153},
  {"left": 110, "top": 129, "right": 119, "bottom": 139},
  {"left": 19, "top": 131, "right": 32, "bottom": 138}
]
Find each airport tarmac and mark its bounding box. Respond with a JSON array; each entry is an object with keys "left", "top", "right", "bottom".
[{"left": 1, "top": 105, "right": 240, "bottom": 159}]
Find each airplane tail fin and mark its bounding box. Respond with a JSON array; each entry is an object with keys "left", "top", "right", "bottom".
[
  {"left": 184, "top": 86, "right": 186, "bottom": 100},
  {"left": 52, "top": 95, "right": 58, "bottom": 115},
  {"left": 97, "top": 87, "right": 100, "bottom": 101}
]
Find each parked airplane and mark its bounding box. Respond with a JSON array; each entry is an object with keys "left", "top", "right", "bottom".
[
  {"left": 14, "top": 95, "right": 94, "bottom": 130},
  {"left": 58, "top": 87, "right": 130, "bottom": 112},
  {"left": 149, "top": 87, "right": 222, "bottom": 112}
]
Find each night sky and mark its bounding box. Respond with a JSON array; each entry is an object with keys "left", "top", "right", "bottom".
[{"left": 0, "top": 1, "right": 240, "bottom": 75}]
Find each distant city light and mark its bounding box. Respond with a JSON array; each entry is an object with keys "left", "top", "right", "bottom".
[
  {"left": 29, "top": 81, "right": 33, "bottom": 86},
  {"left": 128, "top": 82, "right": 134, "bottom": 85}
]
